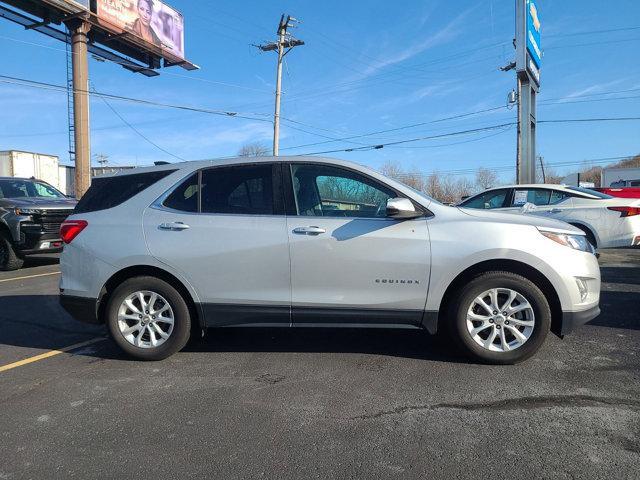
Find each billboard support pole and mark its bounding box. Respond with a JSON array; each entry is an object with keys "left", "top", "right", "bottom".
[{"left": 66, "top": 18, "right": 91, "bottom": 198}]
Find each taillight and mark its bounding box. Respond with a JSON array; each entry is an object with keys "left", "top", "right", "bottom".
[
  {"left": 608, "top": 207, "right": 640, "bottom": 218},
  {"left": 60, "top": 220, "right": 88, "bottom": 244}
]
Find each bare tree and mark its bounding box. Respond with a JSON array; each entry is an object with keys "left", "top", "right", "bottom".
[
  {"left": 475, "top": 167, "right": 498, "bottom": 190},
  {"left": 238, "top": 142, "right": 270, "bottom": 157},
  {"left": 380, "top": 160, "right": 426, "bottom": 192}
]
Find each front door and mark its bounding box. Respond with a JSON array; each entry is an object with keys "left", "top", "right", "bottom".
[
  {"left": 285, "top": 163, "right": 430, "bottom": 326},
  {"left": 144, "top": 163, "right": 291, "bottom": 326}
]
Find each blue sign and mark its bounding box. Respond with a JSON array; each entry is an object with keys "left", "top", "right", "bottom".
[{"left": 526, "top": 0, "right": 542, "bottom": 68}]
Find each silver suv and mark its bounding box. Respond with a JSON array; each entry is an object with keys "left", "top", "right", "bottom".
[{"left": 60, "top": 157, "right": 601, "bottom": 364}]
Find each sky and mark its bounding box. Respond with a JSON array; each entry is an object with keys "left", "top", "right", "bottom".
[{"left": 0, "top": 0, "right": 639, "bottom": 182}]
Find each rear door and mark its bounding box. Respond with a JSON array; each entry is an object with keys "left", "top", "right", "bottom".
[
  {"left": 284, "top": 162, "right": 430, "bottom": 326},
  {"left": 144, "top": 164, "right": 291, "bottom": 326}
]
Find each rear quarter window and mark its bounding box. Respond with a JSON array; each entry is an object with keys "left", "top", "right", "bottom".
[{"left": 75, "top": 170, "right": 176, "bottom": 214}]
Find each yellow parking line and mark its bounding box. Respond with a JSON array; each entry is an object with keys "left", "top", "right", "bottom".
[
  {"left": 0, "top": 271, "right": 61, "bottom": 284},
  {"left": 0, "top": 337, "right": 106, "bottom": 373}
]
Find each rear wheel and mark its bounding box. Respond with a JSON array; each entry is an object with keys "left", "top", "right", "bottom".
[
  {"left": 0, "top": 232, "right": 24, "bottom": 271},
  {"left": 106, "top": 276, "right": 191, "bottom": 360},
  {"left": 448, "top": 271, "right": 551, "bottom": 364}
]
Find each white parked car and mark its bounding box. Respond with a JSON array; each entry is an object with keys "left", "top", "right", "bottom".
[{"left": 459, "top": 184, "right": 640, "bottom": 249}]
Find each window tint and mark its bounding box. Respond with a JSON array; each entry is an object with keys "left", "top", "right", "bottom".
[
  {"left": 291, "top": 164, "right": 394, "bottom": 218},
  {"left": 75, "top": 170, "right": 175, "bottom": 214},
  {"left": 163, "top": 173, "right": 199, "bottom": 212},
  {"left": 566, "top": 186, "right": 613, "bottom": 199},
  {"left": 461, "top": 189, "right": 508, "bottom": 209},
  {"left": 549, "top": 190, "right": 570, "bottom": 205},
  {"left": 200, "top": 164, "right": 274, "bottom": 215},
  {"left": 513, "top": 189, "right": 552, "bottom": 206}
]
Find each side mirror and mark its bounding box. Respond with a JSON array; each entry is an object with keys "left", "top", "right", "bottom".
[
  {"left": 386, "top": 197, "right": 422, "bottom": 219},
  {"left": 520, "top": 202, "right": 537, "bottom": 213}
]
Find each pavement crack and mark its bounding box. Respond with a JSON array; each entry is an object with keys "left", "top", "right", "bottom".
[{"left": 352, "top": 395, "right": 640, "bottom": 420}]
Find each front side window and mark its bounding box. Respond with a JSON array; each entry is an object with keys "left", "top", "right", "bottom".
[
  {"left": 461, "top": 189, "right": 508, "bottom": 209},
  {"left": 291, "top": 164, "right": 394, "bottom": 218},
  {"left": 200, "top": 164, "right": 274, "bottom": 215}
]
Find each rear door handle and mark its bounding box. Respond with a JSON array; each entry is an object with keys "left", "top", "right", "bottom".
[
  {"left": 547, "top": 208, "right": 562, "bottom": 214},
  {"left": 159, "top": 222, "right": 190, "bottom": 231},
  {"left": 293, "top": 226, "right": 326, "bottom": 235}
]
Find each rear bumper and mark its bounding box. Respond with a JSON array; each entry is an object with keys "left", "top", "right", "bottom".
[
  {"left": 60, "top": 294, "right": 100, "bottom": 324},
  {"left": 561, "top": 305, "right": 600, "bottom": 336}
]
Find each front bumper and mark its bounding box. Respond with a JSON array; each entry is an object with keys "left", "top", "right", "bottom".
[
  {"left": 60, "top": 294, "right": 100, "bottom": 324},
  {"left": 560, "top": 305, "right": 600, "bottom": 336}
]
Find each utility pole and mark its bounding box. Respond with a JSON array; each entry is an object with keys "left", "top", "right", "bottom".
[
  {"left": 257, "top": 15, "right": 304, "bottom": 156},
  {"left": 64, "top": 18, "right": 92, "bottom": 198},
  {"left": 504, "top": 0, "right": 541, "bottom": 184},
  {"left": 538, "top": 155, "right": 546, "bottom": 183}
]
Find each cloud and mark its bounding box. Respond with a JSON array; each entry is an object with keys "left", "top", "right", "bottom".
[
  {"left": 558, "top": 79, "right": 628, "bottom": 101},
  {"left": 358, "top": 5, "right": 478, "bottom": 79}
]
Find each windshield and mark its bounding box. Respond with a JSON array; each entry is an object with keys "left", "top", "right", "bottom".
[
  {"left": 566, "top": 186, "right": 613, "bottom": 199},
  {"left": 0, "top": 179, "right": 65, "bottom": 199}
]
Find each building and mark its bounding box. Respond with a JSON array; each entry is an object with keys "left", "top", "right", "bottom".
[{"left": 1, "top": 150, "right": 134, "bottom": 195}]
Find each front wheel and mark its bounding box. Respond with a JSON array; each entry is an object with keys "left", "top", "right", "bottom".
[
  {"left": 106, "top": 276, "right": 191, "bottom": 360},
  {"left": 448, "top": 271, "right": 551, "bottom": 364},
  {"left": 0, "top": 232, "right": 24, "bottom": 271}
]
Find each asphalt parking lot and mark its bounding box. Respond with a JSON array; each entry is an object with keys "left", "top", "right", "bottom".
[{"left": 0, "top": 251, "right": 639, "bottom": 479}]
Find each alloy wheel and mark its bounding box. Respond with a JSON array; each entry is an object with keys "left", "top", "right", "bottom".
[
  {"left": 117, "top": 290, "right": 175, "bottom": 349},
  {"left": 466, "top": 288, "right": 535, "bottom": 352}
]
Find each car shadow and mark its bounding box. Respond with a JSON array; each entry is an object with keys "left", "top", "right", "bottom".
[
  {"left": 0, "top": 294, "right": 469, "bottom": 364},
  {"left": 22, "top": 254, "right": 60, "bottom": 268}
]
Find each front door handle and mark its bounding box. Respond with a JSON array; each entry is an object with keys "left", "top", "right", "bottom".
[
  {"left": 159, "top": 222, "right": 190, "bottom": 231},
  {"left": 293, "top": 226, "right": 326, "bottom": 235},
  {"left": 547, "top": 208, "right": 562, "bottom": 214}
]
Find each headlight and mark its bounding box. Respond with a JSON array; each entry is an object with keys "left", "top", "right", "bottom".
[
  {"left": 14, "top": 208, "right": 40, "bottom": 216},
  {"left": 539, "top": 229, "right": 595, "bottom": 253}
]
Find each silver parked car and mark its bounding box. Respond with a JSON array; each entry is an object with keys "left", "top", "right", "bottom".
[
  {"left": 458, "top": 184, "right": 640, "bottom": 249},
  {"left": 60, "top": 157, "right": 601, "bottom": 364}
]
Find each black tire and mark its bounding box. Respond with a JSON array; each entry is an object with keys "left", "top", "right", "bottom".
[
  {"left": 0, "top": 232, "right": 24, "bottom": 271},
  {"left": 106, "top": 276, "right": 191, "bottom": 361},
  {"left": 448, "top": 271, "right": 551, "bottom": 365}
]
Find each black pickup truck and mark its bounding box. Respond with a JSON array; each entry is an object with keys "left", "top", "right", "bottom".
[{"left": 0, "top": 177, "right": 76, "bottom": 271}]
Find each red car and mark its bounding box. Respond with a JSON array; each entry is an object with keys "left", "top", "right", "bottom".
[{"left": 593, "top": 188, "right": 640, "bottom": 199}]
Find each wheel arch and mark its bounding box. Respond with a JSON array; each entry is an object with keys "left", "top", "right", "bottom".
[
  {"left": 97, "top": 265, "right": 204, "bottom": 331},
  {"left": 568, "top": 221, "right": 598, "bottom": 247},
  {"left": 437, "top": 259, "right": 563, "bottom": 337}
]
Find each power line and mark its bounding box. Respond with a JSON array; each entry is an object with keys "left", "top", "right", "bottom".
[
  {"left": 546, "top": 25, "right": 640, "bottom": 38},
  {"left": 90, "top": 84, "right": 185, "bottom": 161},
  {"left": 296, "top": 123, "right": 517, "bottom": 156},
  {"left": 538, "top": 117, "right": 640, "bottom": 124},
  {"left": 281, "top": 105, "right": 510, "bottom": 151},
  {"left": 0, "top": 34, "right": 273, "bottom": 94}
]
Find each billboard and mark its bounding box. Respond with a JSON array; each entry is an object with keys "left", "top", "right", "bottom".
[
  {"left": 95, "top": 0, "right": 184, "bottom": 59},
  {"left": 526, "top": 0, "right": 541, "bottom": 68}
]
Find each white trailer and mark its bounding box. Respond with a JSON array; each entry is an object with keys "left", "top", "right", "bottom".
[
  {"left": 0, "top": 150, "right": 60, "bottom": 188},
  {"left": 601, "top": 167, "right": 640, "bottom": 188}
]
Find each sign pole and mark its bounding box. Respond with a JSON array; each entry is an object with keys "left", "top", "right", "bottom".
[
  {"left": 65, "top": 18, "right": 91, "bottom": 198},
  {"left": 515, "top": 0, "right": 541, "bottom": 185}
]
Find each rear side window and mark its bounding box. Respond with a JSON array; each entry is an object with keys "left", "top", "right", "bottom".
[
  {"left": 200, "top": 165, "right": 274, "bottom": 215},
  {"left": 163, "top": 173, "right": 199, "bottom": 212},
  {"left": 75, "top": 170, "right": 176, "bottom": 213}
]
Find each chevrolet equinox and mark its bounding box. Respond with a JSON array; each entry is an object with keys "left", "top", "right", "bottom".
[{"left": 60, "top": 157, "right": 601, "bottom": 364}]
